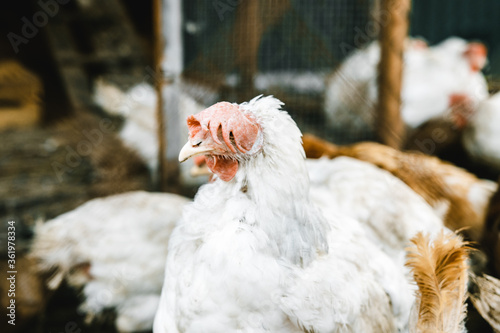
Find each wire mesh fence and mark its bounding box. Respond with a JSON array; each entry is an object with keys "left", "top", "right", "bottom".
[
  {"left": 180, "top": 0, "right": 380, "bottom": 144},
  {"left": 177, "top": 0, "right": 500, "bottom": 149}
]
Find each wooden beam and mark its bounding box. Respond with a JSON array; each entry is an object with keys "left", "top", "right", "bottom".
[
  {"left": 157, "top": 0, "right": 184, "bottom": 192},
  {"left": 232, "top": 0, "right": 290, "bottom": 102},
  {"left": 45, "top": 0, "right": 148, "bottom": 113},
  {"left": 153, "top": 0, "right": 166, "bottom": 191},
  {"left": 376, "top": 0, "right": 411, "bottom": 149},
  {"left": 232, "top": 0, "right": 262, "bottom": 101}
]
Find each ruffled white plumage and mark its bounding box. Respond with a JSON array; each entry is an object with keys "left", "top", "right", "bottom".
[{"left": 308, "top": 156, "right": 446, "bottom": 264}]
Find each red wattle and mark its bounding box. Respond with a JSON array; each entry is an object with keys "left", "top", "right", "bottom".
[{"left": 206, "top": 156, "right": 239, "bottom": 182}]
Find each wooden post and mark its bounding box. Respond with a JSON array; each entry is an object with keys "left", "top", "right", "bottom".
[
  {"left": 232, "top": 0, "right": 262, "bottom": 101},
  {"left": 153, "top": 0, "right": 165, "bottom": 190},
  {"left": 232, "top": 0, "right": 290, "bottom": 102},
  {"left": 376, "top": 0, "right": 411, "bottom": 149},
  {"left": 155, "top": 0, "right": 184, "bottom": 192}
]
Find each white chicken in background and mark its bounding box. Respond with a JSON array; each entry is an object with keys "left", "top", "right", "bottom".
[
  {"left": 153, "top": 96, "right": 468, "bottom": 332},
  {"left": 462, "top": 92, "right": 500, "bottom": 171},
  {"left": 92, "top": 79, "right": 213, "bottom": 187},
  {"left": 30, "top": 191, "right": 190, "bottom": 333},
  {"left": 400, "top": 38, "right": 489, "bottom": 129},
  {"left": 307, "top": 157, "right": 446, "bottom": 264},
  {"left": 324, "top": 41, "right": 382, "bottom": 137},
  {"left": 93, "top": 80, "right": 159, "bottom": 180},
  {"left": 324, "top": 37, "right": 489, "bottom": 140}
]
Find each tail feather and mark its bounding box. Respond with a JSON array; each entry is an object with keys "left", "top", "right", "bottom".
[
  {"left": 406, "top": 231, "right": 470, "bottom": 333},
  {"left": 29, "top": 219, "right": 85, "bottom": 290}
]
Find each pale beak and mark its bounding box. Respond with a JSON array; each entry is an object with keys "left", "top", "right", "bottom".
[{"left": 179, "top": 140, "right": 215, "bottom": 163}]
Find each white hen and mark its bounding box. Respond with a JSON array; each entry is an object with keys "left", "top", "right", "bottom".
[
  {"left": 92, "top": 79, "right": 212, "bottom": 186},
  {"left": 400, "top": 37, "right": 488, "bottom": 128},
  {"left": 30, "top": 191, "right": 190, "bottom": 333},
  {"left": 154, "top": 96, "right": 422, "bottom": 332},
  {"left": 324, "top": 37, "right": 489, "bottom": 139},
  {"left": 93, "top": 80, "right": 159, "bottom": 179},
  {"left": 307, "top": 156, "right": 446, "bottom": 263},
  {"left": 462, "top": 92, "right": 500, "bottom": 171}
]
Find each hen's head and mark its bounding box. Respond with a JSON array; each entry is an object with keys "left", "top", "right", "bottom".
[
  {"left": 463, "top": 42, "right": 487, "bottom": 72},
  {"left": 179, "top": 100, "right": 264, "bottom": 181},
  {"left": 448, "top": 93, "right": 475, "bottom": 129}
]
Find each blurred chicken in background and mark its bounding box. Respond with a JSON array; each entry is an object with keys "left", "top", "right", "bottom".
[
  {"left": 324, "top": 37, "right": 489, "bottom": 141},
  {"left": 93, "top": 80, "right": 160, "bottom": 181},
  {"left": 92, "top": 78, "right": 214, "bottom": 188},
  {"left": 30, "top": 191, "right": 190, "bottom": 333},
  {"left": 463, "top": 92, "right": 500, "bottom": 172}
]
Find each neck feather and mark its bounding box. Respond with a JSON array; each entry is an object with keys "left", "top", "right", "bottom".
[{"left": 230, "top": 96, "right": 330, "bottom": 265}]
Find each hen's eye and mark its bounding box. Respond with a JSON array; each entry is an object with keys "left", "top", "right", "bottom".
[
  {"left": 229, "top": 132, "right": 237, "bottom": 148},
  {"left": 216, "top": 125, "right": 224, "bottom": 142}
]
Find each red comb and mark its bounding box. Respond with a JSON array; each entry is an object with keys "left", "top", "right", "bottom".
[
  {"left": 465, "top": 42, "right": 487, "bottom": 58},
  {"left": 187, "top": 102, "right": 260, "bottom": 154},
  {"left": 464, "top": 42, "right": 488, "bottom": 72},
  {"left": 449, "top": 93, "right": 474, "bottom": 129}
]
